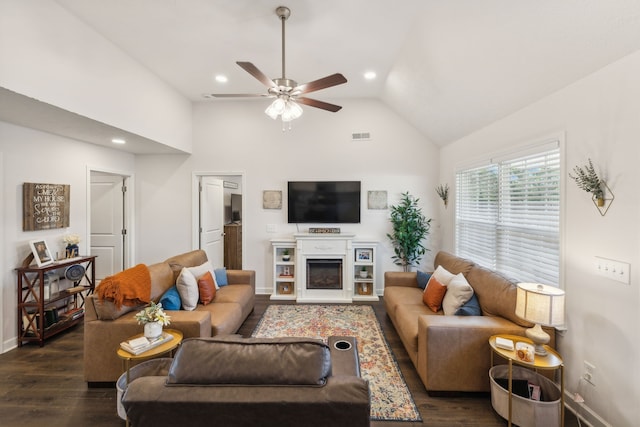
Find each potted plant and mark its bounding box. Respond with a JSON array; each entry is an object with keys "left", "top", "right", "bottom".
[
  {"left": 387, "top": 192, "right": 432, "bottom": 271},
  {"left": 135, "top": 302, "right": 171, "bottom": 339},
  {"left": 569, "top": 159, "right": 605, "bottom": 206},
  {"left": 359, "top": 266, "right": 368, "bottom": 278},
  {"left": 282, "top": 248, "right": 291, "bottom": 262}
]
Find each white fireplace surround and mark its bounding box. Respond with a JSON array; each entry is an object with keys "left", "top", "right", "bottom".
[{"left": 295, "top": 233, "right": 355, "bottom": 303}]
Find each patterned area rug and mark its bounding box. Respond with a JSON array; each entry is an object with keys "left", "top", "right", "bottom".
[{"left": 252, "top": 304, "right": 422, "bottom": 422}]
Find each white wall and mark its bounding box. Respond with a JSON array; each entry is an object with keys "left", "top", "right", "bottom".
[
  {"left": 0, "top": 0, "right": 192, "bottom": 153},
  {"left": 0, "top": 121, "right": 135, "bottom": 352},
  {"left": 135, "top": 98, "right": 441, "bottom": 294},
  {"left": 439, "top": 50, "right": 640, "bottom": 427}
]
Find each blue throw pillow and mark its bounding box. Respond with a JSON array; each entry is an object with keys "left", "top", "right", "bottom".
[
  {"left": 455, "top": 293, "right": 482, "bottom": 316},
  {"left": 159, "top": 285, "right": 182, "bottom": 310},
  {"left": 416, "top": 271, "right": 432, "bottom": 290},
  {"left": 214, "top": 267, "right": 228, "bottom": 287}
]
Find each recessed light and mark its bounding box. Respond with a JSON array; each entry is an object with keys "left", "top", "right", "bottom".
[
  {"left": 111, "top": 138, "right": 126, "bottom": 144},
  {"left": 364, "top": 71, "right": 377, "bottom": 80},
  {"left": 215, "top": 74, "right": 228, "bottom": 83}
]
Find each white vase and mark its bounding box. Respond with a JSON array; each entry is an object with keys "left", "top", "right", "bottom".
[
  {"left": 359, "top": 270, "right": 368, "bottom": 278},
  {"left": 144, "top": 321, "right": 163, "bottom": 339}
]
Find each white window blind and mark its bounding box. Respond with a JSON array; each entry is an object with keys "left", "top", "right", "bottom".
[{"left": 455, "top": 146, "right": 560, "bottom": 286}]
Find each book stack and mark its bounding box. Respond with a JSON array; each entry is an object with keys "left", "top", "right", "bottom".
[
  {"left": 120, "top": 332, "right": 174, "bottom": 356},
  {"left": 60, "top": 307, "right": 84, "bottom": 322}
]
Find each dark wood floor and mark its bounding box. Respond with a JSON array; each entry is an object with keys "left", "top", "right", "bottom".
[{"left": 0, "top": 295, "right": 578, "bottom": 426}]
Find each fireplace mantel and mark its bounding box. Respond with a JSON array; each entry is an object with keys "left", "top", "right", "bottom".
[{"left": 270, "top": 234, "right": 378, "bottom": 303}]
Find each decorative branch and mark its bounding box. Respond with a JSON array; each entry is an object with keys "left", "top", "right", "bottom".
[
  {"left": 435, "top": 184, "right": 449, "bottom": 207},
  {"left": 569, "top": 158, "right": 604, "bottom": 201}
]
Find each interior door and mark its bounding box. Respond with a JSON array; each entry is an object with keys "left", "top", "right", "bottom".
[
  {"left": 90, "top": 173, "right": 125, "bottom": 282},
  {"left": 200, "top": 177, "right": 224, "bottom": 267}
]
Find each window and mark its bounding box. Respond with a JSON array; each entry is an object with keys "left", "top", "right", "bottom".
[{"left": 455, "top": 143, "right": 560, "bottom": 286}]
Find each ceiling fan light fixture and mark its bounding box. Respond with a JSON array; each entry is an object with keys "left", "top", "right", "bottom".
[{"left": 281, "top": 100, "right": 303, "bottom": 122}]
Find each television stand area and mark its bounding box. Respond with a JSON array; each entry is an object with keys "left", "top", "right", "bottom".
[{"left": 270, "top": 234, "right": 378, "bottom": 303}]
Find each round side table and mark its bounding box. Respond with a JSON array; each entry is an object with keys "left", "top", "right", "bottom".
[
  {"left": 117, "top": 329, "right": 183, "bottom": 384},
  {"left": 489, "top": 334, "right": 564, "bottom": 427}
]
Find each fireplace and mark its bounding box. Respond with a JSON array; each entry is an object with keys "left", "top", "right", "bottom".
[{"left": 306, "top": 259, "right": 343, "bottom": 290}]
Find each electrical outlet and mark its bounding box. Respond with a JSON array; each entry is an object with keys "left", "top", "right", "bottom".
[
  {"left": 266, "top": 224, "right": 277, "bottom": 233},
  {"left": 583, "top": 361, "right": 596, "bottom": 386}
]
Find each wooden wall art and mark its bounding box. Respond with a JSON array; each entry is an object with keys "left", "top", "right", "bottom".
[{"left": 23, "top": 182, "right": 70, "bottom": 231}]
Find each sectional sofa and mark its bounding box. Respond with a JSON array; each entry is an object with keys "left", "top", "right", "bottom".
[
  {"left": 84, "top": 249, "right": 255, "bottom": 384},
  {"left": 384, "top": 251, "right": 556, "bottom": 392}
]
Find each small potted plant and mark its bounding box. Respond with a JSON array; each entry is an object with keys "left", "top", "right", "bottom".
[
  {"left": 359, "top": 266, "right": 368, "bottom": 279},
  {"left": 282, "top": 249, "right": 291, "bottom": 262},
  {"left": 569, "top": 159, "right": 605, "bottom": 206},
  {"left": 135, "top": 302, "right": 171, "bottom": 339}
]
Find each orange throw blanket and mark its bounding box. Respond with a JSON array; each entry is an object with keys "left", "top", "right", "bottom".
[{"left": 96, "top": 264, "right": 151, "bottom": 309}]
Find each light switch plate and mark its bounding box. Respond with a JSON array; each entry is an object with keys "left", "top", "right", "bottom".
[{"left": 594, "top": 256, "right": 630, "bottom": 284}]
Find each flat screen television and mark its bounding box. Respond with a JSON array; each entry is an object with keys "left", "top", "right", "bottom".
[
  {"left": 230, "top": 193, "right": 242, "bottom": 222},
  {"left": 288, "top": 181, "right": 361, "bottom": 224}
]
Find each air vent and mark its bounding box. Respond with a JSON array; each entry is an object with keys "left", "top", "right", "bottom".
[{"left": 351, "top": 132, "right": 371, "bottom": 141}]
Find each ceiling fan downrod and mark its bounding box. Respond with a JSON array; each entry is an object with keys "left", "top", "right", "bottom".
[{"left": 275, "top": 6, "right": 293, "bottom": 88}]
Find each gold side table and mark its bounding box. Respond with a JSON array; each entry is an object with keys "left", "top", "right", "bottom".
[
  {"left": 489, "top": 334, "right": 564, "bottom": 427},
  {"left": 117, "top": 329, "right": 183, "bottom": 384}
]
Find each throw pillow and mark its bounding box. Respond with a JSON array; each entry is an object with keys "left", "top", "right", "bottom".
[
  {"left": 422, "top": 276, "right": 448, "bottom": 312},
  {"left": 176, "top": 267, "right": 199, "bottom": 311},
  {"left": 416, "top": 271, "right": 432, "bottom": 290},
  {"left": 197, "top": 271, "right": 217, "bottom": 305},
  {"left": 215, "top": 267, "right": 228, "bottom": 287},
  {"left": 432, "top": 264, "right": 456, "bottom": 286},
  {"left": 442, "top": 273, "right": 474, "bottom": 316},
  {"left": 159, "top": 285, "right": 182, "bottom": 310},
  {"left": 188, "top": 261, "right": 218, "bottom": 289},
  {"left": 455, "top": 293, "right": 482, "bottom": 316}
]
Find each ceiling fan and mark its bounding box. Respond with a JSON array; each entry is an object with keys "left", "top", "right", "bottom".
[{"left": 206, "top": 6, "right": 347, "bottom": 126}]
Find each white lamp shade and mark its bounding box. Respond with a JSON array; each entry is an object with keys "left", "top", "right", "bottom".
[{"left": 515, "top": 282, "right": 565, "bottom": 327}]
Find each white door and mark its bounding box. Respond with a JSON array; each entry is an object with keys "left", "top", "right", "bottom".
[
  {"left": 200, "top": 177, "right": 224, "bottom": 267},
  {"left": 90, "top": 173, "right": 125, "bottom": 282}
]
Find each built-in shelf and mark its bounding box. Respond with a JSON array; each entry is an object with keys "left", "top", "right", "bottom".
[{"left": 270, "top": 235, "right": 378, "bottom": 303}]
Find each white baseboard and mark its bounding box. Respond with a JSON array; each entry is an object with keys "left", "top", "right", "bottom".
[{"left": 564, "top": 390, "right": 612, "bottom": 427}]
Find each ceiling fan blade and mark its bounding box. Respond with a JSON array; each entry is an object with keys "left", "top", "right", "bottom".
[
  {"left": 236, "top": 61, "right": 278, "bottom": 89},
  {"left": 296, "top": 97, "right": 342, "bottom": 112},
  {"left": 294, "top": 73, "right": 347, "bottom": 95}
]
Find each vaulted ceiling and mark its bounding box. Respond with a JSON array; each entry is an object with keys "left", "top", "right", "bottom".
[{"left": 40, "top": 0, "right": 640, "bottom": 146}]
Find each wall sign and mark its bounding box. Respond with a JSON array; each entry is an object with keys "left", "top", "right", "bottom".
[{"left": 23, "top": 182, "right": 70, "bottom": 231}]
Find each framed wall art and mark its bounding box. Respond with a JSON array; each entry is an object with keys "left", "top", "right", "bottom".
[{"left": 263, "top": 190, "right": 282, "bottom": 209}]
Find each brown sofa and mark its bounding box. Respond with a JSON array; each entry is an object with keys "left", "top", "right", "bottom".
[
  {"left": 84, "top": 249, "right": 255, "bottom": 384},
  {"left": 384, "top": 251, "right": 555, "bottom": 393},
  {"left": 122, "top": 336, "right": 371, "bottom": 427}
]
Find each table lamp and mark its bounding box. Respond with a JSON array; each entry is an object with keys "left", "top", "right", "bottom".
[{"left": 515, "top": 282, "right": 565, "bottom": 356}]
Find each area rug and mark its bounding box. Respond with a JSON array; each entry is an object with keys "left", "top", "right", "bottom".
[{"left": 252, "top": 304, "right": 422, "bottom": 422}]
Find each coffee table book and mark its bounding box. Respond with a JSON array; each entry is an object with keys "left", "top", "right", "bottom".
[{"left": 120, "top": 332, "right": 174, "bottom": 355}]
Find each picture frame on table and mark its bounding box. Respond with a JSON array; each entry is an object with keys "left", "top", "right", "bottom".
[
  {"left": 355, "top": 248, "right": 372, "bottom": 262},
  {"left": 29, "top": 239, "right": 54, "bottom": 267}
]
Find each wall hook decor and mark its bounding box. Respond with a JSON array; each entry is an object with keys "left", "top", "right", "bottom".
[
  {"left": 435, "top": 184, "right": 449, "bottom": 208},
  {"left": 569, "top": 158, "right": 614, "bottom": 216}
]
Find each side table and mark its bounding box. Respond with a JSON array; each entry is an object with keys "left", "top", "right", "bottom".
[
  {"left": 117, "top": 329, "right": 183, "bottom": 384},
  {"left": 489, "top": 334, "right": 564, "bottom": 427}
]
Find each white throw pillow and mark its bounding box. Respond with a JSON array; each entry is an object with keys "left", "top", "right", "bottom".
[
  {"left": 442, "top": 273, "right": 474, "bottom": 316},
  {"left": 188, "top": 261, "right": 218, "bottom": 289},
  {"left": 432, "top": 265, "right": 456, "bottom": 286},
  {"left": 176, "top": 267, "right": 199, "bottom": 311}
]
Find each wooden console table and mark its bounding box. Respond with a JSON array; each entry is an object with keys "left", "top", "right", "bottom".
[{"left": 16, "top": 255, "right": 96, "bottom": 347}]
